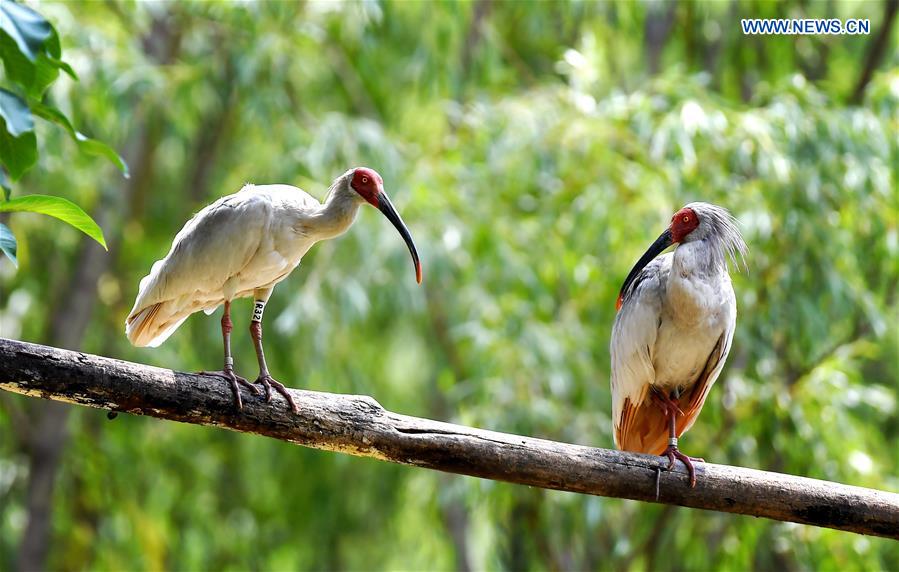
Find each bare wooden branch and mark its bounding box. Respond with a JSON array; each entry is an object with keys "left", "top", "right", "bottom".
[{"left": 1, "top": 337, "right": 897, "bottom": 539}]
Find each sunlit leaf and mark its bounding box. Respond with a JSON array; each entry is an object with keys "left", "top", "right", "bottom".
[{"left": 0, "top": 194, "right": 106, "bottom": 249}]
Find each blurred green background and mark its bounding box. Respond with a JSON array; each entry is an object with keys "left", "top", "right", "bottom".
[{"left": 1, "top": 1, "right": 898, "bottom": 570}]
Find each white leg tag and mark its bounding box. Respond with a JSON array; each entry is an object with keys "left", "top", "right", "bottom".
[{"left": 252, "top": 300, "right": 265, "bottom": 322}]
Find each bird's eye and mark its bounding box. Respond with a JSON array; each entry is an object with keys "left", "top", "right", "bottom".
[
  {"left": 682, "top": 215, "right": 690, "bottom": 223},
  {"left": 361, "top": 177, "right": 369, "bottom": 184}
]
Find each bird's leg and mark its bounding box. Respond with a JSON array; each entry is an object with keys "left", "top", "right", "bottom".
[
  {"left": 658, "top": 394, "right": 703, "bottom": 488},
  {"left": 249, "top": 299, "right": 299, "bottom": 413},
  {"left": 199, "top": 300, "right": 260, "bottom": 410},
  {"left": 649, "top": 386, "right": 684, "bottom": 417}
]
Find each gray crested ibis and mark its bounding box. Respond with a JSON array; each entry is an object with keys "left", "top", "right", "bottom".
[
  {"left": 610, "top": 202, "right": 746, "bottom": 487},
  {"left": 126, "top": 167, "right": 422, "bottom": 413}
]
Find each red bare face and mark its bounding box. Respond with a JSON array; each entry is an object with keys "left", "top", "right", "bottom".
[
  {"left": 670, "top": 207, "right": 699, "bottom": 242},
  {"left": 350, "top": 167, "right": 384, "bottom": 207}
]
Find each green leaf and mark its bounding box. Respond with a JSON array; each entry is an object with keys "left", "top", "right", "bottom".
[
  {"left": 29, "top": 31, "right": 75, "bottom": 97},
  {"left": 0, "top": 116, "right": 37, "bottom": 179},
  {"left": 29, "top": 52, "right": 60, "bottom": 97},
  {"left": 0, "top": 221, "right": 16, "bottom": 266},
  {"left": 28, "top": 97, "right": 75, "bottom": 133},
  {"left": 0, "top": 28, "right": 36, "bottom": 88},
  {"left": 46, "top": 54, "right": 77, "bottom": 81},
  {"left": 27, "top": 100, "right": 129, "bottom": 177},
  {"left": 0, "top": 194, "right": 107, "bottom": 249},
  {"left": 0, "top": 24, "right": 74, "bottom": 97},
  {"left": 0, "top": 0, "right": 52, "bottom": 61},
  {"left": 75, "top": 132, "right": 130, "bottom": 178},
  {"left": 0, "top": 87, "right": 34, "bottom": 136}
]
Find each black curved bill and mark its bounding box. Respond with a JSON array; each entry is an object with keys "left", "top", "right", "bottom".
[
  {"left": 377, "top": 192, "right": 422, "bottom": 284},
  {"left": 616, "top": 228, "right": 672, "bottom": 310}
]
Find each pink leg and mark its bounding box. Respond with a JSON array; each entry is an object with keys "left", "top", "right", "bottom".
[
  {"left": 249, "top": 300, "right": 298, "bottom": 414},
  {"left": 199, "top": 300, "right": 260, "bottom": 410},
  {"left": 653, "top": 388, "right": 703, "bottom": 488}
]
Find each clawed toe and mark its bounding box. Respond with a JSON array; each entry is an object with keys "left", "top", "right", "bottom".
[
  {"left": 197, "top": 368, "right": 297, "bottom": 414},
  {"left": 255, "top": 375, "right": 273, "bottom": 402},
  {"left": 255, "top": 375, "right": 299, "bottom": 413},
  {"left": 198, "top": 369, "right": 261, "bottom": 411},
  {"left": 661, "top": 445, "right": 701, "bottom": 488}
]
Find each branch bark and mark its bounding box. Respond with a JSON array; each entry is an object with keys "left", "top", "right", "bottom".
[{"left": 1, "top": 337, "right": 897, "bottom": 539}]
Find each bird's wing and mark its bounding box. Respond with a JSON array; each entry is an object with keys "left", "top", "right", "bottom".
[
  {"left": 613, "top": 275, "right": 737, "bottom": 455},
  {"left": 675, "top": 309, "right": 735, "bottom": 436},
  {"left": 126, "top": 188, "right": 277, "bottom": 346},
  {"left": 610, "top": 255, "right": 670, "bottom": 451}
]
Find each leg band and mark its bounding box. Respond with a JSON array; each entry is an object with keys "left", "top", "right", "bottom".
[
  {"left": 252, "top": 300, "right": 265, "bottom": 322},
  {"left": 668, "top": 437, "right": 678, "bottom": 447},
  {"left": 225, "top": 357, "right": 234, "bottom": 366}
]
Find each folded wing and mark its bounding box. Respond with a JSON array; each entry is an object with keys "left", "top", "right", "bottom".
[{"left": 125, "top": 190, "right": 273, "bottom": 347}]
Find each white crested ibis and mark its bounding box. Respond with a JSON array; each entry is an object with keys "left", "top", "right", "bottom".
[
  {"left": 126, "top": 167, "right": 421, "bottom": 412},
  {"left": 610, "top": 202, "right": 746, "bottom": 487}
]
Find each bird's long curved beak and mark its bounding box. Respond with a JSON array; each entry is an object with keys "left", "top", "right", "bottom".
[
  {"left": 616, "top": 228, "right": 672, "bottom": 311},
  {"left": 377, "top": 191, "right": 422, "bottom": 284}
]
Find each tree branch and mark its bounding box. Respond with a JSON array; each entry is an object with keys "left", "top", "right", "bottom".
[
  {"left": 1, "top": 337, "right": 897, "bottom": 539},
  {"left": 849, "top": 0, "right": 898, "bottom": 105}
]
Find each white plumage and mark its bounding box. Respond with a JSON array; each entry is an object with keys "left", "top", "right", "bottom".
[
  {"left": 127, "top": 184, "right": 327, "bottom": 347},
  {"left": 610, "top": 202, "right": 745, "bottom": 484},
  {"left": 126, "top": 167, "right": 421, "bottom": 412}
]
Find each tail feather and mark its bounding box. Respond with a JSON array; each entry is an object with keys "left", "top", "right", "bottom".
[
  {"left": 615, "top": 391, "right": 706, "bottom": 455},
  {"left": 126, "top": 302, "right": 188, "bottom": 348}
]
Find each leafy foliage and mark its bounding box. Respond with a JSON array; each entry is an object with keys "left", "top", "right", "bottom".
[
  {"left": 0, "top": 1, "right": 897, "bottom": 571},
  {"left": 0, "top": 0, "right": 122, "bottom": 265}
]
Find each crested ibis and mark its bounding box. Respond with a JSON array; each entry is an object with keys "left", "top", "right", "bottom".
[
  {"left": 610, "top": 202, "right": 746, "bottom": 487},
  {"left": 126, "top": 167, "right": 422, "bottom": 413}
]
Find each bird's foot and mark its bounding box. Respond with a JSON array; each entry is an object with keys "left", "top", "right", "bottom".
[
  {"left": 198, "top": 368, "right": 261, "bottom": 410},
  {"left": 662, "top": 445, "right": 703, "bottom": 488},
  {"left": 254, "top": 374, "right": 299, "bottom": 414}
]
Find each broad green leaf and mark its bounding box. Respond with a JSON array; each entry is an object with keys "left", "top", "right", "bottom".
[
  {"left": 0, "top": 23, "right": 72, "bottom": 97},
  {"left": 0, "top": 27, "right": 36, "bottom": 88},
  {"left": 0, "top": 0, "right": 51, "bottom": 61},
  {"left": 0, "top": 194, "right": 106, "bottom": 249},
  {"left": 0, "top": 116, "right": 36, "bottom": 179},
  {"left": 0, "top": 87, "right": 33, "bottom": 136},
  {"left": 40, "top": 22, "right": 60, "bottom": 59},
  {"left": 29, "top": 52, "right": 59, "bottom": 97},
  {"left": 28, "top": 100, "right": 129, "bottom": 177},
  {"left": 0, "top": 221, "right": 16, "bottom": 266},
  {"left": 29, "top": 32, "right": 73, "bottom": 97}
]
